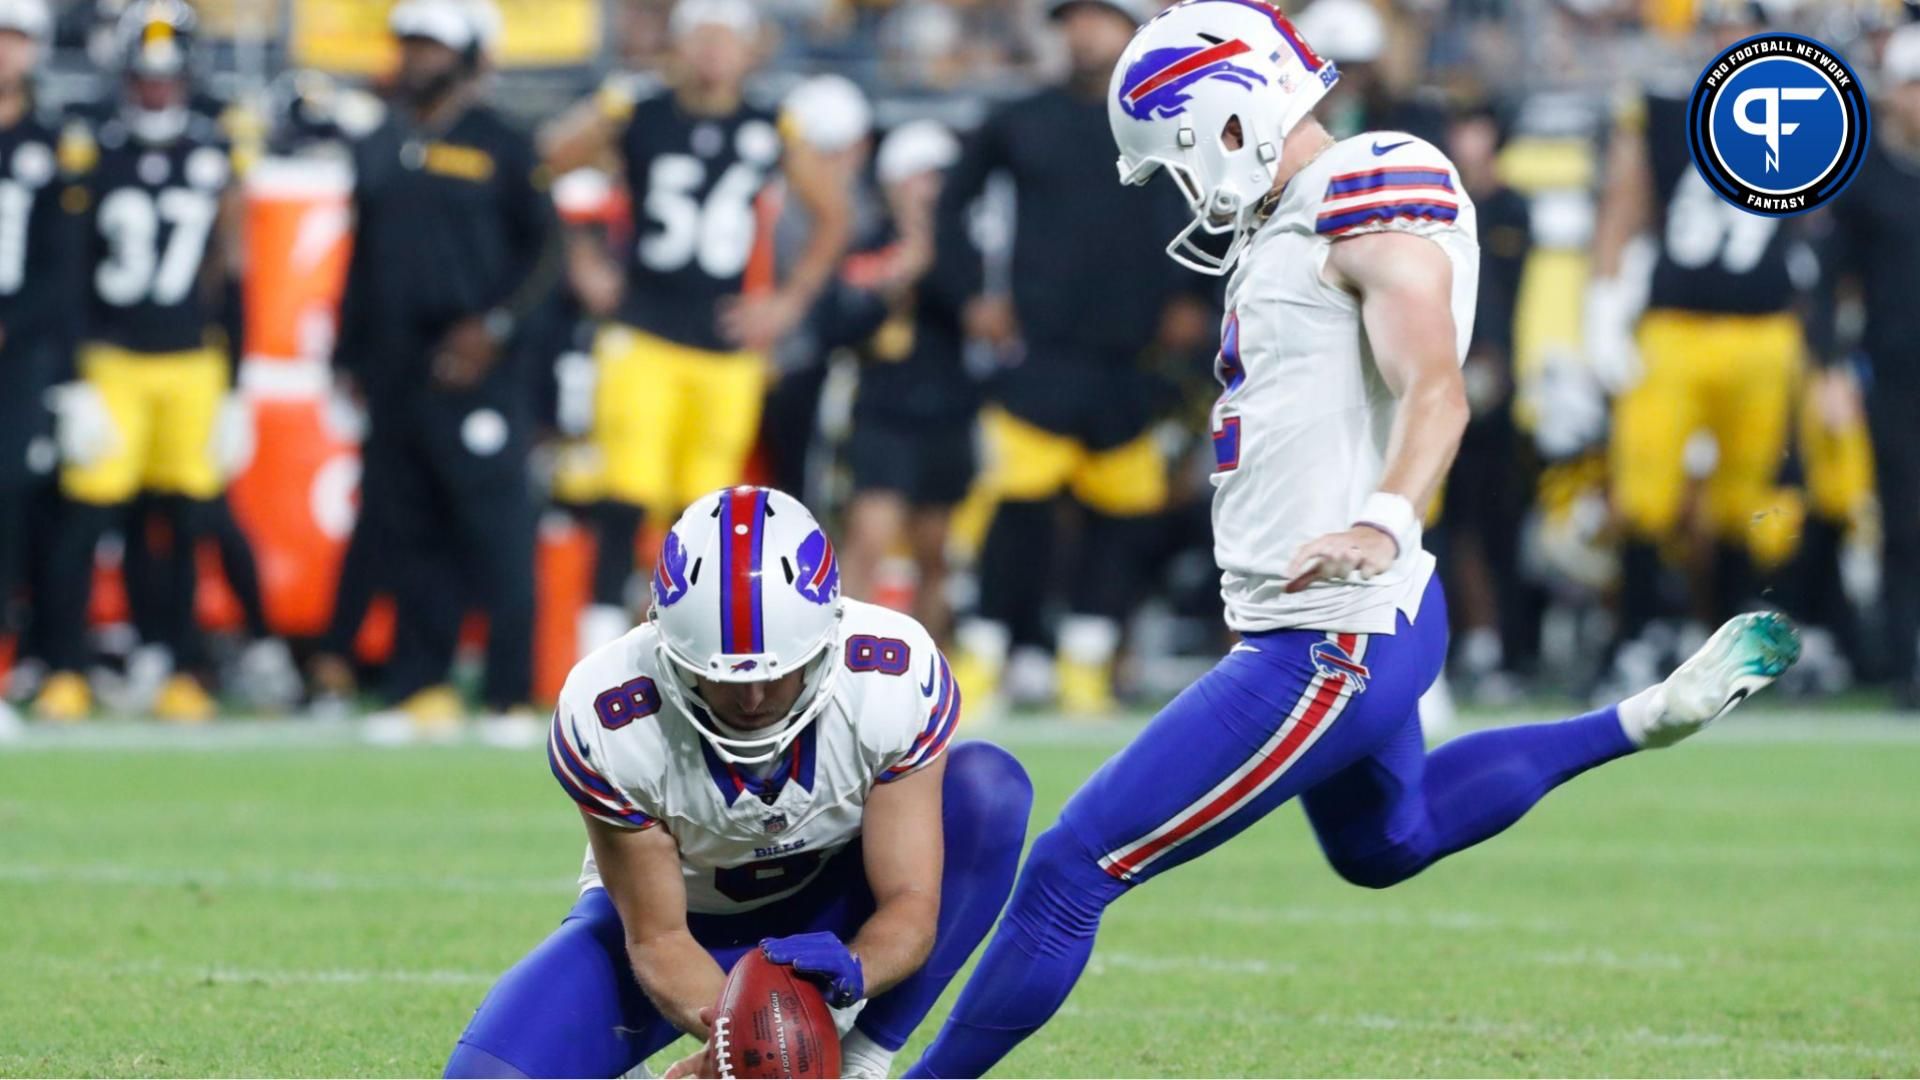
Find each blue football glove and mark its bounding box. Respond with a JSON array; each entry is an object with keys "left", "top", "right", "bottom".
[{"left": 760, "top": 932, "right": 863, "bottom": 1008}]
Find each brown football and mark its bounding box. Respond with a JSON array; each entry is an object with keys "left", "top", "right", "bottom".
[{"left": 711, "top": 949, "right": 841, "bottom": 1079}]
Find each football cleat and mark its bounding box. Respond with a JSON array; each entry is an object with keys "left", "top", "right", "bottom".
[
  {"left": 153, "top": 674, "right": 216, "bottom": 725},
  {"left": 1632, "top": 611, "right": 1801, "bottom": 748},
  {"left": 32, "top": 671, "right": 92, "bottom": 724},
  {"left": 362, "top": 684, "right": 464, "bottom": 746}
]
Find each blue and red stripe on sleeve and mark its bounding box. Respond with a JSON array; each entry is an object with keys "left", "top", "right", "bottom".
[
  {"left": 548, "top": 711, "right": 656, "bottom": 829},
  {"left": 880, "top": 653, "right": 962, "bottom": 783},
  {"left": 1317, "top": 166, "right": 1458, "bottom": 237}
]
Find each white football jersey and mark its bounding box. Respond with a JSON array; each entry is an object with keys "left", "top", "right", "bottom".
[
  {"left": 1212, "top": 132, "right": 1479, "bottom": 634},
  {"left": 551, "top": 600, "right": 959, "bottom": 915}
]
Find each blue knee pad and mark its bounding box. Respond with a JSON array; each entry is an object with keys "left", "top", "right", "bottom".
[
  {"left": 940, "top": 741, "right": 1034, "bottom": 858},
  {"left": 1319, "top": 840, "right": 1429, "bottom": 890}
]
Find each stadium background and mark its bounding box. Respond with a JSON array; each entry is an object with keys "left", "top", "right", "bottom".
[{"left": 3, "top": 0, "right": 1918, "bottom": 1076}]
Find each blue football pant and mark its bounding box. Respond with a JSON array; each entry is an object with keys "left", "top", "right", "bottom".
[
  {"left": 909, "top": 578, "right": 1637, "bottom": 1077},
  {"left": 446, "top": 741, "right": 1034, "bottom": 1078}
]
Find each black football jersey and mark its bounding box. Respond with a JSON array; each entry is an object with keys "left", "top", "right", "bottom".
[
  {"left": 75, "top": 109, "right": 233, "bottom": 353},
  {"left": 611, "top": 84, "right": 783, "bottom": 352},
  {"left": 1641, "top": 91, "right": 1798, "bottom": 315},
  {"left": 0, "top": 107, "right": 78, "bottom": 346}
]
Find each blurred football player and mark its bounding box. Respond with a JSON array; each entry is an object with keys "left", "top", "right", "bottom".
[
  {"left": 839, "top": 120, "right": 972, "bottom": 644},
  {"left": 541, "top": 0, "right": 852, "bottom": 659},
  {"left": 942, "top": 0, "right": 1210, "bottom": 718},
  {"left": 907, "top": 3, "right": 1801, "bottom": 1073},
  {"left": 34, "top": 0, "right": 247, "bottom": 723},
  {"left": 0, "top": 0, "right": 71, "bottom": 732},
  {"left": 444, "top": 486, "right": 1032, "bottom": 1080},
  {"left": 1585, "top": 0, "right": 1827, "bottom": 694}
]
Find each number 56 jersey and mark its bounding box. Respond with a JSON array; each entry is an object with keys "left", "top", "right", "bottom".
[
  {"left": 552, "top": 599, "right": 961, "bottom": 915},
  {"left": 1211, "top": 133, "right": 1478, "bottom": 636}
]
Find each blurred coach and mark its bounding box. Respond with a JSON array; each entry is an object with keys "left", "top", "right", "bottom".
[
  {"left": 334, "top": 0, "right": 557, "bottom": 738},
  {"left": 1814, "top": 24, "right": 1920, "bottom": 710}
]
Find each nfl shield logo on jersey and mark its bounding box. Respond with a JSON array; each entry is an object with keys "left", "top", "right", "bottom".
[
  {"left": 1308, "top": 639, "right": 1371, "bottom": 694},
  {"left": 762, "top": 812, "right": 789, "bottom": 835}
]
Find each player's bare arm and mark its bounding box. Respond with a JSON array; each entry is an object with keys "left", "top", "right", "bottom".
[
  {"left": 849, "top": 753, "right": 946, "bottom": 995},
  {"left": 537, "top": 92, "right": 616, "bottom": 176},
  {"left": 1285, "top": 231, "right": 1467, "bottom": 592},
  {"left": 581, "top": 810, "right": 726, "bottom": 1040},
  {"left": 1584, "top": 105, "right": 1652, "bottom": 390},
  {"left": 718, "top": 135, "right": 851, "bottom": 351},
  {"left": 564, "top": 225, "right": 624, "bottom": 317}
]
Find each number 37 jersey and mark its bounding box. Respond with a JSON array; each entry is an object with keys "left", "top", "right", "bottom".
[
  {"left": 552, "top": 600, "right": 961, "bottom": 915},
  {"left": 603, "top": 80, "right": 783, "bottom": 353},
  {"left": 69, "top": 111, "right": 234, "bottom": 353}
]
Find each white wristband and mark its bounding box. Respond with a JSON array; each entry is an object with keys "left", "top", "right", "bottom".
[{"left": 1354, "top": 492, "right": 1418, "bottom": 559}]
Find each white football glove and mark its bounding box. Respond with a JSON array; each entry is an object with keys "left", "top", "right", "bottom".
[
  {"left": 44, "top": 381, "right": 119, "bottom": 467},
  {"left": 212, "top": 392, "right": 257, "bottom": 479},
  {"left": 1583, "top": 275, "right": 1643, "bottom": 395},
  {"left": 1526, "top": 351, "right": 1609, "bottom": 460}
]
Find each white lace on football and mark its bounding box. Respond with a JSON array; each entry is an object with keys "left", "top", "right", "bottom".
[{"left": 712, "top": 1015, "right": 736, "bottom": 1080}]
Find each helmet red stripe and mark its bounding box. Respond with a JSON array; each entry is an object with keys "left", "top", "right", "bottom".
[{"left": 1126, "top": 39, "right": 1252, "bottom": 103}]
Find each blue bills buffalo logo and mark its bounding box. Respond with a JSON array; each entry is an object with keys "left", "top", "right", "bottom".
[
  {"left": 653, "top": 530, "right": 690, "bottom": 608},
  {"left": 1308, "top": 639, "right": 1371, "bottom": 694},
  {"left": 1118, "top": 40, "right": 1267, "bottom": 121},
  {"left": 794, "top": 529, "right": 839, "bottom": 606}
]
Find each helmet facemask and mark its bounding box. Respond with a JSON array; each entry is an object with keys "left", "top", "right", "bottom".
[
  {"left": 651, "top": 607, "right": 843, "bottom": 767},
  {"left": 1107, "top": 0, "right": 1340, "bottom": 276},
  {"left": 1121, "top": 111, "right": 1285, "bottom": 274},
  {"left": 647, "top": 486, "right": 848, "bottom": 768}
]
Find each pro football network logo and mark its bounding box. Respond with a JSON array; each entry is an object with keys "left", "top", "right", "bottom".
[{"left": 1686, "top": 32, "right": 1868, "bottom": 216}]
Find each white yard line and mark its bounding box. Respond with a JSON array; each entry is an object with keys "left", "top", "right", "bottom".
[
  {"left": 1055, "top": 1001, "right": 1916, "bottom": 1064},
  {"left": 17, "top": 954, "right": 498, "bottom": 987},
  {"left": 0, "top": 861, "right": 576, "bottom": 895},
  {"left": 4, "top": 714, "right": 1919, "bottom": 752}
]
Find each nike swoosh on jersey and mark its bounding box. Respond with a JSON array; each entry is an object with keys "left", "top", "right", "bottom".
[
  {"left": 920, "top": 661, "right": 937, "bottom": 697},
  {"left": 1371, "top": 139, "right": 1414, "bottom": 156}
]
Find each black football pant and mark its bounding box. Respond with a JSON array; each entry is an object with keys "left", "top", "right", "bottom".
[{"left": 370, "top": 390, "right": 535, "bottom": 711}]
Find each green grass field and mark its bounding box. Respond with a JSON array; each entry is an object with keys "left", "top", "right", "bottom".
[{"left": 3, "top": 715, "right": 1918, "bottom": 1077}]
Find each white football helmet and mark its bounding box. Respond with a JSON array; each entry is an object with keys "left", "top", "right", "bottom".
[
  {"left": 1108, "top": 0, "right": 1339, "bottom": 274},
  {"left": 650, "top": 486, "right": 845, "bottom": 765},
  {"left": 0, "top": 0, "right": 50, "bottom": 42}
]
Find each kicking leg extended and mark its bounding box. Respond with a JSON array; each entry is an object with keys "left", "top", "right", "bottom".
[{"left": 908, "top": 591, "right": 1798, "bottom": 1078}]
